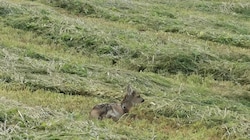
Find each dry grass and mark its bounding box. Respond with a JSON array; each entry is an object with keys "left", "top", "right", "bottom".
[{"left": 0, "top": 0, "right": 249, "bottom": 139}]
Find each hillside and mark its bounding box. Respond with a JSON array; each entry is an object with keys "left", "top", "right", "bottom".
[{"left": 0, "top": 0, "right": 249, "bottom": 139}]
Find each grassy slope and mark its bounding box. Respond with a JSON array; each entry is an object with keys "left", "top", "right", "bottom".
[{"left": 0, "top": 0, "right": 249, "bottom": 139}]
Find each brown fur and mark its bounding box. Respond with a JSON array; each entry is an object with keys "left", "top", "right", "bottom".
[{"left": 90, "top": 85, "right": 144, "bottom": 121}]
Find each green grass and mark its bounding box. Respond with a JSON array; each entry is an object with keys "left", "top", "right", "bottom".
[{"left": 0, "top": 0, "right": 249, "bottom": 139}]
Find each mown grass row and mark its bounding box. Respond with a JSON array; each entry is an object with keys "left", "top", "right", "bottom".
[
  {"left": 0, "top": 81, "right": 249, "bottom": 139},
  {"left": 0, "top": 94, "right": 111, "bottom": 140},
  {"left": 38, "top": 0, "right": 250, "bottom": 48}
]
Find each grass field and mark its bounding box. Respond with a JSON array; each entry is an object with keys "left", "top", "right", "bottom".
[{"left": 0, "top": 0, "right": 249, "bottom": 139}]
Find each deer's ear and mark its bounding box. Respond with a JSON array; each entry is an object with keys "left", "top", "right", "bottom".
[{"left": 126, "top": 85, "right": 133, "bottom": 95}]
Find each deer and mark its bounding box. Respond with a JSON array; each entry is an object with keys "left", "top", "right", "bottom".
[{"left": 90, "top": 85, "right": 144, "bottom": 121}]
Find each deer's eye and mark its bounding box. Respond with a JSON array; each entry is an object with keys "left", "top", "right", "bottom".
[{"left": 121, "top": 105, "right": 126, "bottom": 109}]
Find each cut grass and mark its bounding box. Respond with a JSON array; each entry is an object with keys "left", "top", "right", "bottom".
[
  {"left": 0, "top": 84, "right": 249, "bottom": 140},
  {"left": 1, "top": 0, "right": 250, "bottom": 84},
  {"left": 0, "top": 0, "right": 249, "bottom": 139}
]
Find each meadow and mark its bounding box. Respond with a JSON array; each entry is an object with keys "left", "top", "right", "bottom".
[{"left": 0, "top": 0, "right": 249, "bottom": 139}]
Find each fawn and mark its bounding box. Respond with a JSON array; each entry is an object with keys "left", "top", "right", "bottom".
[{"left": 90, "top": 85, "right": 144, "bottom": 121}]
